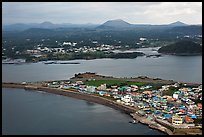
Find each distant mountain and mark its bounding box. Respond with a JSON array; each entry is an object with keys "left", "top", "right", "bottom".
[
  {"left": 3, "top": 22, "right": 99, "bottom": 31},
  {"left": 158, "top": 40, "right": 202, "bottom": 55},
  {"left": 3, "top": 20, "right": 201, "bottom": 32},
  {"left": 169, "top": 25, "right": 202, "bottom": 35},
  {"left": 24, "top": 28, "right": 54, "bottom": 33},
  {"left": 168, "top": 21, "right": 188, "bottom": 26},
  {"left": 97, "top": 20, "right": 189, "bottom": 30},
  {"left": 2, "top": 23, "right": 33, "bottom": 31},
  {"left": 97, "top": 19, "right": 132, "bottom": 29},
  {"left": 38, "top": 21, "right": 57, "bottom": 28}
]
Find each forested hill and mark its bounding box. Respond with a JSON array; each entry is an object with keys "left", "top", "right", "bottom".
[{"left": 158, "top": 40, "right": 202, "bottom": 55}]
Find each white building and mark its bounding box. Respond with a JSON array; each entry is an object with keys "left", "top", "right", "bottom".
[
  {"left": 139, "top": 37, "right": 147, "bottom": 41},
  {"left": 86, "top": 86, "right": 96, "bottom": 93},
  {"left": 63, "top": 42, "right": 72, "bottom": 46},
  {"left": 97, "top": 84, "right": 107, "bottom": 90},
  {"left": 173, "top": 93, "right": 179, "bottom": 99},
  {"left": 121, "top": 95, "right": 133, "bottom": 103}
]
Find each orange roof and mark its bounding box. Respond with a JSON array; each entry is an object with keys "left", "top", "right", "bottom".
[
  {"left": 179, "top": 109, "right": 185, "bottom": 113},
  {"left": 197, "top": 103, "right": 202, "bottom": 109},
  {"left": 130, "top": 92, "right": 140, "bottom": 95},
  {"left": 143, "top": 91, "right": 152, "bottom": 94},
  {"left": 185, "top": 116, "right": 194, "bottom": 122}
]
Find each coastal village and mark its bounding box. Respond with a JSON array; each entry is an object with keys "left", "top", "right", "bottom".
[
  {"left": 2, "top": 37, "right": 150, "bottom": 59},
  {"left": 3, "top": 72, "right": 202, "bottom": 135},
  {"left": 32, "top": 72, "right": 202, "bottom": 134},
  {"left": 2, "top": 37, "right": 168, "bottom": 63}
]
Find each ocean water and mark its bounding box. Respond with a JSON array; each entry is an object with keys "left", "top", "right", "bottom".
[
  {"left": 2, "top": 55, "right": 202, "bottom": 83},
  {"left": 2, "top": 88, "right": 165, "bottom": 135}
]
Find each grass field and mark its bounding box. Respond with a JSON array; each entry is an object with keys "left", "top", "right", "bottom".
[{"left": 84, "top": 79, "right": 145, "bottom": 87}]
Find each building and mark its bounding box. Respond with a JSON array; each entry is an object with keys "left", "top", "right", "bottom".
[
  {"left": 172, "top": 114, "right": 183, "bottom": 125},
  {"left": 76, "top": 81, "right": 83, "bottom": 85},
  {"left": 86, "top": 86, "right": 96, "bottom": 93},
  {"left": 121, "top": 95, "right": 133, "bottom": 103},
  {"left": 139, "top": 37, "right": 147, "bottom": 41},
  {"left": 173, "top": 91, "right": 180, "bottom": 99},
  {"left": 185, "top": 116, "right": 194, "bottom": 124},
  {"left": 97, "top": 84, "right": 107, "bottom": 90}
]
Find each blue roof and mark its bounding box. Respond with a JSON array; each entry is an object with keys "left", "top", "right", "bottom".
[
  {"left": 154, "top": 111, "right": 161, "bottom": 114},
  {"left": 164, "top": 114, "right": 171, "bottom": 118},
  {"left": 63, "top": 85, "right": 71, "bottom": 88},
  {"left": 191, "top": 115, "right": 197, "bottom": 118},
  {"left": 180, "top": 107, "right": 187, "bottom": 110},
  {"left": 99, "top": 91, "right": 106, "bottom": 94},
  {"left": 153, "top": 97, "right": 159, "bottom": 101},
  {"left": 119, "top": 87, "right": 126, "bottom": 90},
  {"left": 167, "top": 104, "right": 174, "bottom": 107}
]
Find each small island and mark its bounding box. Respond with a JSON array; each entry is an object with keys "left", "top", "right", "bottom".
[
  {"left": 158, "top": 40, "right": 202, "bottom": 55},
  {"left": 2, "top": 72, "right": 202, "bottom": 135}
]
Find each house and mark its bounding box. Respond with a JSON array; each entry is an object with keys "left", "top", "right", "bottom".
[
  {"left": 173, "top": 91, "right": 182, "bottom": 99},
  {"left": 76, "top": 81, "right": 83, "bottom": 85},
  {"left": 112, "top": 88, "right": 118, "bottom": 92},
  {"left": 97, "top": 84, "right": 107, "bottom": 90},
  {"left": 48, "top": 82, "right": 60, "bottom": 88},
  {"left": 191, "top": 115, "right": 197, "bottom": 119},
  {"left": 86, "top": 86, "right": 96, "bottom": 93},
  {"left": 139, "top": 37, "right": 147, "bottom": 41},
  {"left": 138, "top": 110, "right": 145, "bottom": 116},
  {"left": 131, "top": 85, "right": 138, "bottom": 91},
  {"left": 163, "top": 114, "right": 172, "bottom": 120},
  {"left": 197, "top": 103, "right": 202, "bottom": 110},
  {"left": 185, "top": 116, "right": 194, "bottom": 124},
  {"left": 121, "top": 94, "right": 133, "bottom": 103},
  {"left": 172, "top": 114, "right": 183, "bottom": 125},
  {"left": 198, "top": 85, "right": 202, "bottom": 90},
  {"left": 62, "top": 85, "right": 71, "bottom": 89},
  {"left": 143, "top": 90, "right": 152, "bottom": 97},
  {"left": 98, "top": 91, "right": 107, "bottom": 96},
  {"left": 172, "top": 82, "right": 180, "bottom": 88}
]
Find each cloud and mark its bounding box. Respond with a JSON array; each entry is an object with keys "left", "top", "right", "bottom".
[
  {"left": 2, "top": 2, "right": 202, "bottom": 25},
  {"left": 142, "top": 2, "right": 202, "bottom": 24}
]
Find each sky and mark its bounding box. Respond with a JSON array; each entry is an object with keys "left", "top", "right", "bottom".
[{"left": 2, "top": 2, "right": 202, "bottom": 25}]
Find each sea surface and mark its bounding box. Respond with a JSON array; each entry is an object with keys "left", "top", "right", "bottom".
[
  {"left": 2, "top": 48, "right": 202, "bottom": 83},
  {"left": 2, "top": 88, "right": 165, "bottom": 135}
]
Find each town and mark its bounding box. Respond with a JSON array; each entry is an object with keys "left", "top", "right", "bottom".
[
  {"left": 32, "top": 72, "right": 202, "bottom": 132},
  {"left": 2, "top": 37, "right": 159, "bottom": 62},
  {"left": 3, "top": 33, "right": 201, "bottom": 63}
]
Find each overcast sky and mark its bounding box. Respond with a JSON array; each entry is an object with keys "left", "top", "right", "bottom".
[{"left": 2, "top": 2, "right": 202, "bottom": 25}]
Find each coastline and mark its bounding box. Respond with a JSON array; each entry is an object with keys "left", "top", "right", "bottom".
[
  {"left": 2, "top": 80, "right": 202, "bottom": 135},
  {"left": 2, "top": 82, "right": 169, "bottom": 135},
  {"left": 2, "top": 82, "right": 136, "bottom": 113}
]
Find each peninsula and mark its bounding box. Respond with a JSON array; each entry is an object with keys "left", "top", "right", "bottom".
[
  {"left": 158, "top": 40, "right": 202, "bottom": 56},
  {"left": 2, "top": 72, "right": 202, "bottom": 135}
]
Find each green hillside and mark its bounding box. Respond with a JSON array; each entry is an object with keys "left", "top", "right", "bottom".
[{"left": 158, "top": 40, "right": 202, "bottom": 55}]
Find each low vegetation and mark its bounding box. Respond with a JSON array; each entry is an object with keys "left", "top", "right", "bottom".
[{"left": 84, "top": 79, "right": 145, "bottom": 87}]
